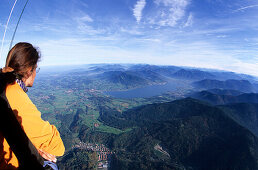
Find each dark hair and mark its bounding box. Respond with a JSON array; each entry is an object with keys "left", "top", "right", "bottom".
[{"left": 5, "top": 42, "right": 41, "bottom": 80}]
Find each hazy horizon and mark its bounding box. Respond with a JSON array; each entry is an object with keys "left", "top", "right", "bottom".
[{"left": 35, "top": 63, "right": 258, "bottom": 79}]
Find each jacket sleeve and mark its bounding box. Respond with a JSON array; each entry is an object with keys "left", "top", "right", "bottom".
[
  {"left": 6, "top": 83, "right": 65, "bottom": 156},
  {"left": 22, "top": 105, "right": 65, "bottom": 156}
]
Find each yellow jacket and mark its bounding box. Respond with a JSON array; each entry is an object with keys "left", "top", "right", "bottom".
[{"left": 0, "top": 82, "right": 65, "bottom": 169}]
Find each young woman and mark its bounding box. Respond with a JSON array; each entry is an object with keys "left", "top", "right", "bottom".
[{"left": 0, "top": 42, "right": 65, "bottom": 169}]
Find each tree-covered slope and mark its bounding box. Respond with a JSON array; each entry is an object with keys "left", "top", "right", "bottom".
[
  {"left": 172, "top": 69, "right": 215, "bottom": 80},
  {"left": 193, "top": 79, "right": 255, "bottom": 93},
  {"left": 98, "top": 98, "right": 258, "bottom": 170},
  {"left": 219, "top": 103, "right": 258, "bottom": 137},
  {"left": 191, "top": 90, "right": 258, "bottom": 105}
]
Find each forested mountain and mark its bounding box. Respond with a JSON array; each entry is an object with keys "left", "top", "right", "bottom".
[
  {"left": 209, "top": 71, "right": 256, "bottom": 81},
  {"left": 103, "top": 98, "right": 258, "bottom": 170},
  {"left": 206, "top": 89, "right": 243, "bottom": 96},
  {"left": 128, "top": 65, "right": 180, "bottom": 76},
  {"left": 193, "top": 79, "right": 255, "bottom": 93},
  {"left": 172, "top": 69, "right": 215, "bottom": 80},
  {"left": 58, "top": 97, "right": 258, "bottom": 169},
  {"left": 98, "top": 70, "right": 165, "bottom": 88},
  {"left": 219, "top": 103, "right": 258, "bottom": 137},
  {"left": 191, "top": 91, "right": 258, "bottom": 105},
  {"left": 89, "top": 64, "right": 126, "bottom": 72},
  {"left": 98, "top": 71, "right": 149, "bottom": 87}
]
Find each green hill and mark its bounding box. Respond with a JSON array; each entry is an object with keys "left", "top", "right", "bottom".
[
  {"left": 98, "top": 98, "right": 258, "bottom": 170},
  {"left": 219, "top": 103, "right": 258, "bottom": 137},
  {"left": 193, "top": 79, "right": 255, "bottom": 93}
]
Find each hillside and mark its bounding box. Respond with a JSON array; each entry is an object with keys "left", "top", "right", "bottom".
[
  {"left": 193, "top": 79, "right": 255, "bottom": 93},
  {"left": 172, "top": 69, "right": 215, "bottom": 80},
  {"left": 128, "top": 64, "right": 180, "bottom": 77},
  {"left": 99, "top": 98, "right": 258, "bottom": 170},
  {"left": 191, "top": 91, "right": 258, "bottom": 105},
  {"left": 99, "top": 71, "right": 148, "bottom": 87},
  {"left": 219, "top": 103, "right": 258, "bottom": 137},
  {"left": 206, "top": 89, "right": 243, "bottom": 96}
]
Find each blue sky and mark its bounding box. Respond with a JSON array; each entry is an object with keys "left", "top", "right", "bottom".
[{"left": 0, "top": 0, "right": 258, "bottom": 76}]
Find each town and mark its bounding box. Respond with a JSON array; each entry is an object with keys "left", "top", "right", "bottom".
[{"left": 72, "top": 142, "right": 113, "bottom": 169}]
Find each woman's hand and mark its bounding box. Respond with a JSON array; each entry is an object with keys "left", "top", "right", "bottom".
[{"left": 38, "top": 149, "right": 57, "bottom": 163}]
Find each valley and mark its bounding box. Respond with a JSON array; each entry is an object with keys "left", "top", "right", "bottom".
[{"left": 27, "top": 64, "right": 258, "bottom": 170}]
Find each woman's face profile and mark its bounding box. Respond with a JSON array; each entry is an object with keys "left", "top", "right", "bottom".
[{"left": 24, "top": 66, "right": 37, "bottom": 87}]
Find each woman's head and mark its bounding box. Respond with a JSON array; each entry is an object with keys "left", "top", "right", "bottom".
[{"left": 5, "top": 42, "right": 41, "bottom": 87}]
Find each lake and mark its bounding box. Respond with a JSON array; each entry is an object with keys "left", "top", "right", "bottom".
[{"left": 104, "top": 79, "right": 192, "bottom": 99}]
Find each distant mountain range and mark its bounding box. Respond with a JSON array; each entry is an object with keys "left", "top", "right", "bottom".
[
  {"left": 76, "top": 63, "right": 256, "bottom": 80},
  {"left": 90, "top": 64, "right": 126, "bottom": 72},
  {"left": 98, "top": 71, "right": 149, "bottom": 88},
  {"left": 98, "top": 70, "right": 165, "bottom": 87},
  {"left": 127, "top": 64, "right": 180, "bottom": 76},
  {"left": 91, "top": 64, "right": 258, "bottom": 92},
  {"left": 171, "top": 69, "right": 215, "bottom": 80},
  {"left": 38, "top": 64, "right": 258, "bottom": 92}
]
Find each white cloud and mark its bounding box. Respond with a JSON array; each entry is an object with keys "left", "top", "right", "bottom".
[
  {"left": 120, "top": 27, "right": 143, "bottom": 35},
  {"left": 75, "top": 15, "right": 94, "bottom": 31},
  {"left": 133, "top": 0, "right": 146, "bottom": 23},
  {"left": 184, "top": 13, "right": 193, "bottom": 27},
  {"left": 35, "top": 38, "right": 155, "bottom": 66},
  {"left": 74, "top": 14, "right": 104, "bottom": 35},
  {"left": 79, "top": 15, "right": 93, "bottom": 22},
  {"left": 227, "top": 61, "right": 258, "bottom": 77},
  {"left": 77, "top": 24, "right": 104, "bottom": 35},
  {"left": 140, "top": 39, "right": 258, "bottom": 76},
  {"left": 155, "top": 0, "right": 188, "bottom": 7},
  {"left": 216, "top": 35, "right": 227, "bottom": 38},
  {"left": 154, "top": 0, "right": 189, "bottom": 27},
  {"left": 233, "top": 4, "right": 258, "bottom": 13},
  {"left": 182, "top": 27, "right": 239, "bottom": 37}
]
